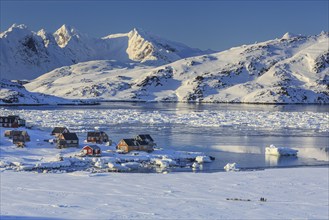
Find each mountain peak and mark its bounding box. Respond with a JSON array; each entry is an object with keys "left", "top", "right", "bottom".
[
  {"left": 54, "top": 24, "right": 81, "bottom": 48},
  {"left": 131, "top": 27, "right": 145, "bottom": 34},
  {"left": 129, "top": 27, "right": 151, "bottom": 38},
  {"left": 0, "top": 23, "right": 31, "bottom": 38},
  {"left": 281, "top": 32, "right": 301, "bottom": 40},
  {"left": 10, "top": 23, "right": 28, "bottom": 30}
]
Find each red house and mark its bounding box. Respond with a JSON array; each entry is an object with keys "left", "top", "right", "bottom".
[{"left": 81, "top": 145, "right": 101, "bottom": 156}]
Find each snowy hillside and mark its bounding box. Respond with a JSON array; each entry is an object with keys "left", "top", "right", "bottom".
[
  {"left": 0, "top": 24, "right": 208, "bottom": 80},
  {"left": 0, "top": 79, "right": 91, "bottom": 105},
  {"left": 26, "top": 32, "right": 329, "bottom": 104}
]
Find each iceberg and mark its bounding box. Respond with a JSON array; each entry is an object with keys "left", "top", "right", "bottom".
[{"left": 265, "top": 145, "right": 298, "bottom": 156}]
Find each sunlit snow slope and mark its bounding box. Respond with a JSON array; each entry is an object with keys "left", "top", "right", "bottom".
[
  {"left": 26, "top": 32, "right": 329, "bottom": 103},
  {"left": 0, "top": 24, "right": 207, "bottom": 80},
  {"left": 0, "top": 79, "right": 89, "bottom": 105}
]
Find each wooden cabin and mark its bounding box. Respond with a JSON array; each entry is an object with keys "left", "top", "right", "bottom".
[
  {"left": 0, "top": 115, "right": 26, "bottom": 128},
  {"left": 117, "top": 138, "right": 153, "bottom": 153},
  {"left": 56, "top": 133, "right": 79, "bottom": 148},
  {"left": 12, "top": 131, "right": 30, "bottom": 146},
  {"left": 81, "top": 145, "right": 101, "bottom": 156},
  {"left": 86, "top": 131, "right": 109, "bottom": 144},
  {"left": 51, "top": 127, "right": 70, "bottom": 137},
  {"left": 136, "top": 134, "right": 155, "bottom": 147}
]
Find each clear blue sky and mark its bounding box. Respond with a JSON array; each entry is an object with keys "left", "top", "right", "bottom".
[{"left": 1, "top": 0, "right": 328, "bottom": 51}]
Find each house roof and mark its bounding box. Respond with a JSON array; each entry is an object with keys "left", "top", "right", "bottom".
[
  {"left": 52, "top": 127, "right": 68, "bottom": 134},
  {"left": 61, "top": 132, "right": 78, "bottom": 140},
  {"left": 122, "top": 138, "right": 148, "bottom": 146},
  {"left": 87, "top": 131, "right": 106, "bottom": 137},
  {"left": 137, "top": 134, "right": 154, "bottom": 142},
  {"left": 83, "top": 145, "right": 100, "bottom": 150},
  {"left": 0, "top": 115, "right": 19, "bottom": 123},
  {"left": 1, "top": 115, "right": 19, "bottom": 119},
  {"left": 11, "top": 130, "right": 29, "bottom": 136}
]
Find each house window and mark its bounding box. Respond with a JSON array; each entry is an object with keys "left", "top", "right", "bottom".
[{"left": 73, "top": 140, "right": 77, "bottom": 144}]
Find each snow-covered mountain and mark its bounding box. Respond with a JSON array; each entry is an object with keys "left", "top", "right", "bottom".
[
  {"left": 0, "top": 24, "right": 208, "bottom": 80},
  {"left": 0, "top": 79, "right": 92, "bottom": 105},
  {"left": 25, "top": 32, "right": 329, "bottom": 104}
]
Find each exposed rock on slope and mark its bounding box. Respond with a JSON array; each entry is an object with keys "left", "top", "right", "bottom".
[
  {"left": 0, "top": 24, "right": 209, "bottom": 80},
  {"left": 25, "top": 32, "right": 329, "bottom": 104}
]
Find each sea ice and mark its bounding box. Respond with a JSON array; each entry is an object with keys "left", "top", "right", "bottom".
[{"left": 265, "top": 144, "right": 298, "bottom": 156}]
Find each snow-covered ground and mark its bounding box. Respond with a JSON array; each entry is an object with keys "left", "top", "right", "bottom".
[
  {"left": 0, "top": 126, "right": 212, "bottom": 173},
  {"left": 0, "top": 167, "right": 328, "bottom": 219},
  {"left": 0, "top": 105, "right": 328, "bottom": 219}
]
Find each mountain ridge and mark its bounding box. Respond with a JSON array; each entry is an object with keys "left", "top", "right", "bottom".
[
  {"left": 0, "top": 24, "right": 210, "bottom": 80},
  {"left": 24, "top": 31, "right": 329, "bottom": 104}
]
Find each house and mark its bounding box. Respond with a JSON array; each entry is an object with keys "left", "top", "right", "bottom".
[
  {"left": 81, "top": 145, "right": 101, "bottom": 156},
  {"left": 56, "top": 132, "right": 79, "bottom": 148},
  {"left": 51, "top": 127, "right": 70, "bottom": 137},
  {"left": 117, "top": 138, "right": 153, "bottom": 153},
  {"left": 0, "top": 115, "right": 26, "bottom": 128},
  {"left": 136, "top": 134, "right": 155, "bottom": 147},
  {"left": 12, "top": 130, "right": 30, "bottom": 146},
  {"left": 87, "top": 131, "right": 109, "bottom": 144}
]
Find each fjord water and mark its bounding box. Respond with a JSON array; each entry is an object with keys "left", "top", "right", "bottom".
[{"left": 5, "top": 103, "right": 329, "bottom": 171}]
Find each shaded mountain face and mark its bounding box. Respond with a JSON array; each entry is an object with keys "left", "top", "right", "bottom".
[
  {"left": 25, "top": 32, "right": 329, "bottom": 104},
  {"left": 0, "top": 24, "right": 209, "bottom": 80}
]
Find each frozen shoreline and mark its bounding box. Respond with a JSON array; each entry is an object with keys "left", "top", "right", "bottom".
[{"left": 0, "top": 167, "right": 328, "bottom": 219}]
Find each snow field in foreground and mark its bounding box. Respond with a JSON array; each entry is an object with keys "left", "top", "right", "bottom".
[
  {"left": 0, "top": 167, "right": 328, "bottom": 219},
  {"left": 1, "top": 108, "right": 328, "bottom": 133}
]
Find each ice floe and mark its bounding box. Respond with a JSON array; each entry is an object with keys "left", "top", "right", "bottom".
[{"left": 265, "top": 144, "right": 298, "bottom": 156}]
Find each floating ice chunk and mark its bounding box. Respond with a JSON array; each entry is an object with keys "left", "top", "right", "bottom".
[
  {"left": 192, "top": 162, "right": 200, "bottom": 169},
  {"left": 224, "top": 163, "right": 239, "bottom": 172},
  {"left": 0, "top": 160, "right": 9, "bottom": 168},
  {"left": 265, "top": 145, "right": 298, "bottom": 156},
  {"left": 35, "top": 158, "right": 71, "bottom": 169},
  {"left": 195, "top": 156, "right": 212, "bottom": 163},
  {"left": 108, "top": 162, "right": 116, "bottom": 169},
  {"left": 11, "top": 162, "right": 22, "bottom": 167},
  {"left": 121, "top": 162, "right": 140, "bottom": 170},
  {"left": 154, "top": 159, "right": 170, "bottom": 168},
  {"left": 108, "top": 162, "right": 130, "bottom": 171},
  {"left": 18, "top": 164, "right": 34, "bottom": 171},
  {"left": 94, "top": 159, "right": 105, "bottom": 168}
]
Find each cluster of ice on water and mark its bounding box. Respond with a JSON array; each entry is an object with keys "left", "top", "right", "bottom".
[{"left": 1, "top": 108, "right": 328, "bottom": 133}]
